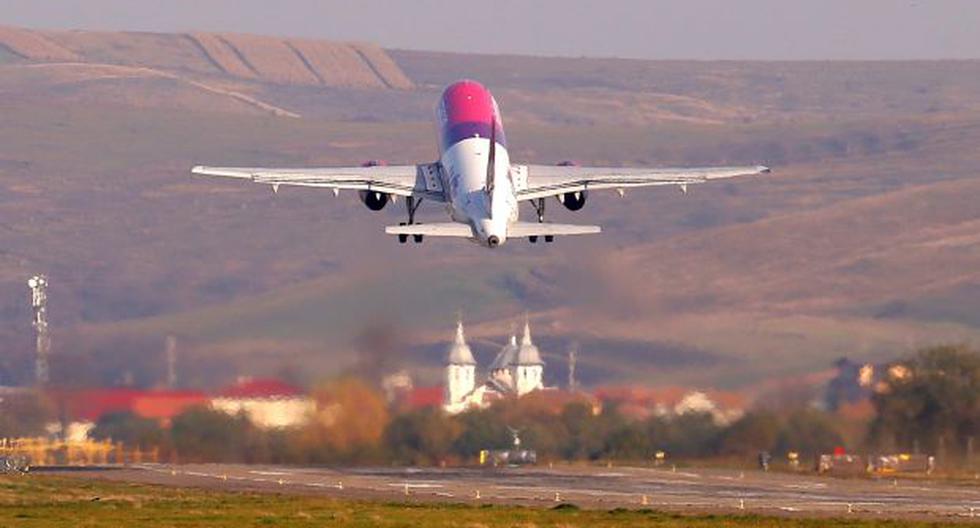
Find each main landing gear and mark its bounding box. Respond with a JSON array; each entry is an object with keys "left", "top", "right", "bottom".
[
  {"left": 529, "top": 198, "right": 554, "bottom": 244},
  {"left": 398, "top": 196, "right": 424, "bottom": 244}
]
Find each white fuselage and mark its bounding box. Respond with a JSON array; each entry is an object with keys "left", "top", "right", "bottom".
[{"left": 440, "top": 137, "right": 518, "bottom": 247}]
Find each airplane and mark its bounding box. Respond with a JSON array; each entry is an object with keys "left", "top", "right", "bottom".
[{"left": 192, "top": 79, "right": 770, "bottom": 248}]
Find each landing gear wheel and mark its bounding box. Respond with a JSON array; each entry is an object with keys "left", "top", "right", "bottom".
[
  {"left": 413, "top": 234, "right": 424, "bottom": 243},
  {"left": 544, "top": 235, "right": 554, "bottom": 243},
  {"left": 529, "top": 236, "right": 538, "bottom": 244},
  {"left": 398, "top": 222, "right": 408, "bottom": 244}
]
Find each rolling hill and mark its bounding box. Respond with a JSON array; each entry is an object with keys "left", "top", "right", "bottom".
[{"left": 0, "top": 26, "right": 977, "bottom": 394}]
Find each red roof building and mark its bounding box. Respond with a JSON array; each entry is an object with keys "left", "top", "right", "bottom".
[
  {"left": 132, "top": 391, "right": 208, "bottom": 423},
  {"left": 404, "top": 386, "right": 444, "bottom": 410},
  {"left": 217, "top": 378, "right": 303, "bottom": 399},
  {"left": 48, "top": 388, "right": 207, "bottom": 424}
]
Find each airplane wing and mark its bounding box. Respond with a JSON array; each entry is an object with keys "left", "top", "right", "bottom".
[
  {"left": 515, "top": 164, "right": 770, "bottom": 201},
  {"left": 191, "top": 163, "right": 446, "bottom": 201}
]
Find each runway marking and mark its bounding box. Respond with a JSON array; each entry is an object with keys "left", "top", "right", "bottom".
[
  {"left": 248, "top": 470, "right": 291, "bottom": 476},
  {"left": 784, "top": 483, "right": 828, "bottom": 489},
  {"left": 386, "top": 483, "right": 444, "bottom": 489}
]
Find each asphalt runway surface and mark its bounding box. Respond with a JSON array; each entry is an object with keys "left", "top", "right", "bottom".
[{"left": 53, "top": 463, "right": 980, "bottom": 521}]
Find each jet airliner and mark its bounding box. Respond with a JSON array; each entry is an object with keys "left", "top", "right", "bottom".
[{"left": 192, "top": 80, "right": 769, "bottom": 247}]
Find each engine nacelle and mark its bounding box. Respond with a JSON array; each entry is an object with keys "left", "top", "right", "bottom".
[
  {"left": 558, "top": 191, "right": 587, "bottom": 211},
  {"left": 359, "top": 190, "right": 389, "bottom": 211}
]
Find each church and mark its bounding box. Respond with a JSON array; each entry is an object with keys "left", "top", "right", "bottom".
[{"left": 443, "top": 318, "right": 546, "bottom": 415}]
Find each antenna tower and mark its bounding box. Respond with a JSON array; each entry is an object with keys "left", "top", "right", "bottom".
[{"left": 28, "top": 275, "right": 50, "bottom": 385}]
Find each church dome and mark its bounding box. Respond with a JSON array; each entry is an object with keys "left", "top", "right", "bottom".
[
  {"left": 446, "top": 320, "right": 476, "bottom": 365},
  {"left": 490, "top": 334, "right": 518, "bottom": 371},
  {"left": 516, "top": 320, "right": 544, "bottom": 366}
]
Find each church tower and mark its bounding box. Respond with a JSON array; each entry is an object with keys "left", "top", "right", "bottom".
[
  {"left": 444, "top": 319, "right": 476, "bottom": 411},
  {"left": 514, "top": 319, "right": 545, "bottom": 396}
]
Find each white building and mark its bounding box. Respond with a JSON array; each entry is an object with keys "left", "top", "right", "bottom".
[
  {"left": 210, "top": 378, "right": 314, "bottom": 429},
  {"left": 443, "top": 318, "right": 547, "bottom": 415}
]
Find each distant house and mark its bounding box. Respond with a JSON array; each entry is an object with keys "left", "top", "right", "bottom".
[
  {"left": 210, "top": 377, "right": 314, "bottom": 429},
  {"left": 593, "top": 385, "right": 746, "bottom": 425}
]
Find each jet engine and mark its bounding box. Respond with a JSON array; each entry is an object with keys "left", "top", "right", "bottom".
[
  {"left": 558, "top": 191, "right": 587, "bottom": 211},
  {"left": 554, "top": 161, "right": 587, "bottom": 210},
  {"left": 358, "top": 160, "right": 390, "bottom": 210},
  {"left": 360, "top": 191, "right": 389, "bottom": 211}
]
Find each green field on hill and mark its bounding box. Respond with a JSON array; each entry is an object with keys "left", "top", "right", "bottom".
[{"left": 0, "top": 475, "right": 947, "bottom": 527}]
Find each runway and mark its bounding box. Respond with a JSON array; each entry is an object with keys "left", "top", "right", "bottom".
[{"left": 53, "top": 463, "right": 980, "bottom": 521}]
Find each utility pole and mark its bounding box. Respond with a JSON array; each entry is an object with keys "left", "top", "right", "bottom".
[
  {"left": 28, "top": 275, "right": 50, "bottom": 386},
  {"left": 567, "top": 343, "right": 578, "bottom": 391},
  {"left": 165, "top": 335, "right": 178, "bottom": 388}
]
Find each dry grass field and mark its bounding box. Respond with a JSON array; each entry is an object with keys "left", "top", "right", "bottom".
[{"left": 0, "top": 475, "right": 950, "bottom": 527}]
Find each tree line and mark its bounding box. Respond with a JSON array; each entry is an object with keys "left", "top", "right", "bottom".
[{"left": 1, "top": 345, "right": 976, "bottom": 467}]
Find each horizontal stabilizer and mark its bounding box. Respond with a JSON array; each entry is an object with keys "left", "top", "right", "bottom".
[
  {"left": 507, "top": 222, "right": 601, "bottom": 237},
  {"left": 385, "top": 223, "right": 474, "bottom": 237}
]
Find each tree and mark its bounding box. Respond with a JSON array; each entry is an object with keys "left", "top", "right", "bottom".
[
  {"left": 384, "top": 407, "right": 461, "bottom": 465},
  {"left": 300, "top": 377, "right": 390, "bottom": 462},
  {"left": 451, "top": 408, "right": 511, "bottom": 458},
  {"left": 170, "top": 407, "right": 251, "bottom": 462},
  {"left": 604, "top": 423, "right": 652, "bottom": 460},
  {"left": 90, "top": 411, "right": 166, "bottom": 449},
  {"left": 559, "top": 402, "right": 604, "bottom": 459},
  {"left": 663, "top": 412, "right": 722, "bottom": 457},
  {"left": 716, "top": 411, "right": 781, "bottom": 456},
  {"left": 774, "top": 409, "right": 844, "bottom": 457},
  {"left": 869, "top": 345, "right": 979, "bottom": 456}
]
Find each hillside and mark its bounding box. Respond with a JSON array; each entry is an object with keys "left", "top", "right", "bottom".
[
  {"left": 0, "top": 26, "right": 412, "bottom": 89},
  {"left": 0, "top": 26, "right": 977, "bottom": 392}
]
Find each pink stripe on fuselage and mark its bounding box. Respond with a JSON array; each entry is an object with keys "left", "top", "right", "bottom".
[{"left": 437, "top": 80, "right": 506, "bottom": 153}]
